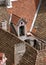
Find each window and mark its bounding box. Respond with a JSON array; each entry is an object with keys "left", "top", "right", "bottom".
[
  {"left": 33, "top": 39, "right": 37, "bottom": 47},
  {"left": 19, "top": 26, "right": 25, "bottom": 36},
  {"left": 33, "top": 39, "right": 40, "bottom": 50}
]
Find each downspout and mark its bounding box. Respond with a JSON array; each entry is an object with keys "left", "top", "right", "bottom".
[
  {"left": 8, "top": 14, "right": 12, "bottom": 32},
  {"left": 9, "top": 14, "right": 12, "bottom": 24},
  {"left": 30, "top": 0, "right": 42, "bottom": 32}
]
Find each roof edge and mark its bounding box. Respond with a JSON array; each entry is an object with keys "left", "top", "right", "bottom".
[
  {"left": 0, "top": 28, "right": 38, "bottom": 52},
  {"left": 30, "top": 0, "right": 42, "bottom": 32}
]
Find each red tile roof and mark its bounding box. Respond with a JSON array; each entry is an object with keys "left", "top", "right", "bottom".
[
  {"left": 7, "top": 0, "right": 39, "bottom": 32},
  {"left": 11, "top": 14, "right": 20, "bottom": 25},
  {"left": 32, "top": 0, "right": 46, "bottom": 41}
]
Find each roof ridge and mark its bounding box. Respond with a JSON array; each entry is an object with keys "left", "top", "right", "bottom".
[{"left": 0, "top": 28, "right": 22, "bottom": 42}]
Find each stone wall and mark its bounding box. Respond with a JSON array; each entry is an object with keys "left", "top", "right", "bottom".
[{"left": 14, "top": 43, "right": 26, "bottom": 65}]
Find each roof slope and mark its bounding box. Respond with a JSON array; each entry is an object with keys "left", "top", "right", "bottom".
[
  {"left": 32, "top": 0, "right": 46, "bottom": 41},
  {"left": 0, "top": 6, "right": 9, "bottom": 22},
  {"left": 35, "top": 50, "right": 46, "bottom": 65},
  {"left": 0, "top": 28, "right": 37, "bottom": 65},
  {"left": 11, "top": 14, "right": 20, "bottom": 25},
  {"left": 17, "top": 44, "right": 37, "bottom": 65},
  {"left": 7, "top": 0, "right": 39, "bottom": 32},
  {"left": 11, "top": 14, "right": 27, "bottom": 26},
  {"left": 0, "top": 28, "right": 23, "bottom": 65}
]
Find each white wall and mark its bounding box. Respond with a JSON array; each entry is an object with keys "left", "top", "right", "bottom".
[
  {"left": 1, "top": 21, "right": 7, "bottom": 31},
  {"left": 7, "top": 0, "right": 18, "bottom": 8},
  {"left": 6, "top": 0, "right": 12, "bottom": 8}
]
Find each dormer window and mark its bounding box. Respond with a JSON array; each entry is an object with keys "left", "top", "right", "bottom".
[
  {"left": 11, "top": 14, "right": 27, "bottom": 37},
  {"left": 21, "top": 22, "right": 23, "bottom": 24},
  {"left": 19, "top": 26, "right": 25, "bottom": 36},
  {"left": 18, "top": 18, "right": 26, "bottom": 37}
]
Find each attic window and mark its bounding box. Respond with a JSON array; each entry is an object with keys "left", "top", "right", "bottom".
[{"left": 19, "top": 26, "right": 25, "bottom": 36}]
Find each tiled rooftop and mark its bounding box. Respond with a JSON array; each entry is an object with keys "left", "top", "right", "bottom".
[
  {"left": 32, "top": 0, "right": 46, "bottom": 41},
  {"left": 0, "top": 28, "right": 23, "bottom": 65},
  {"left": 0, "top": 6, "right": 9, "bottom": 22},
  {"left": 0, "top": 28, "right": 38, "bottom": 65},
  {"left": 36, "top": 50, "right": 46, "bottom": 65},
  {"left": 11, "top": 14, "right": 20, "bottom": 25},
  {"left": 17, "top": 44, "right": 37, "bottom": 65}
]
